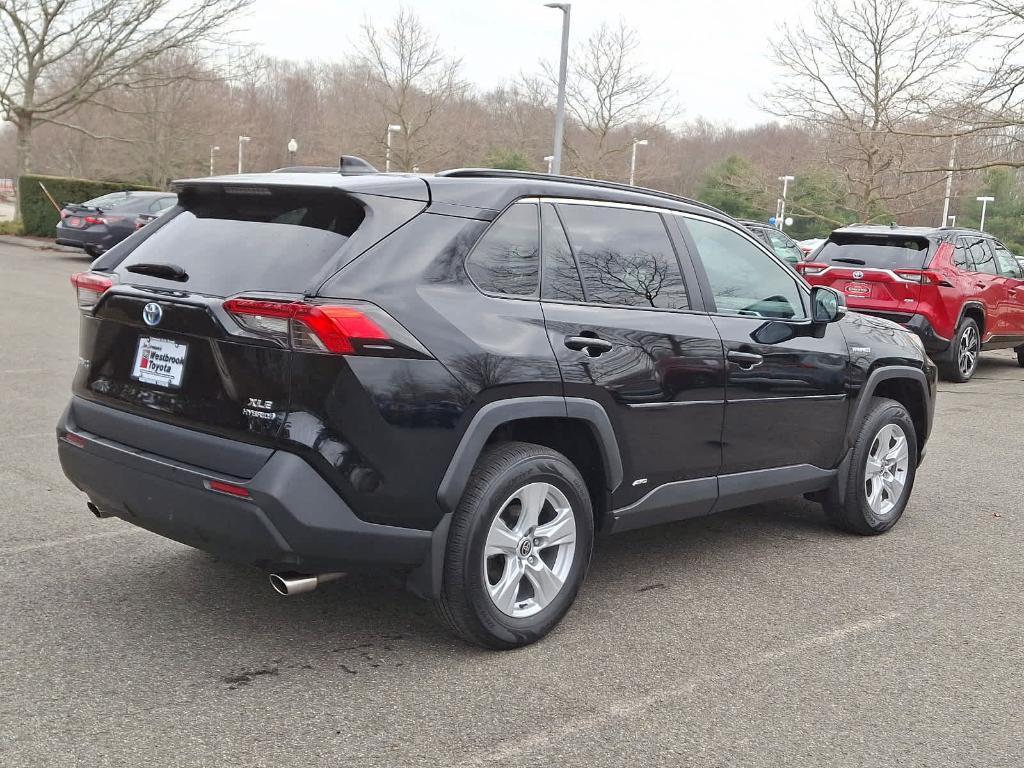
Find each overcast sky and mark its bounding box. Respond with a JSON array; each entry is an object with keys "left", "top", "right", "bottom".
[{"left": 244, "top": 0, "right": 813, "bottom": 127}]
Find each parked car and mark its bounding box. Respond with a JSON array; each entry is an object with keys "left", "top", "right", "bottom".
[
  {"left": 56, "top": 191, "right": 177, "bottom": 256},
  {"left": 58, "top": 166, "right": 936, "bottom": 649},
  {"left": 739, "top": 220, "right": 804, "bottom": 267},
  {"left": 798, "top": 237, "right": 826, "bottom": 256},
  {"left": 799, "top": 224, "right": 1024, "bottom": 381}
]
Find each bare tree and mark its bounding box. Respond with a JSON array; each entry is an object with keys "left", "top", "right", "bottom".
[
  {"left": 765, "top": 0, "right": 966, "bottom": 221},
  {"left": 541, "top": 20, "right": 676, "bottom": 180},
  {"left": 357, "top": 7, "right": 464, "bottom": 171},
  {"left": 0, "top": 0, "right": 249, "bottom": 210}
]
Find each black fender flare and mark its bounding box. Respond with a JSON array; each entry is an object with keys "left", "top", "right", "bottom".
[
  {"left": 435, "top": 396, "right": 624, "bottom": 514},
  {"left": 845, "top": 365, "right": 931, "bottom": 452},
  {"left": 956, "top": 301, "right": 986, "bottom": 336}
]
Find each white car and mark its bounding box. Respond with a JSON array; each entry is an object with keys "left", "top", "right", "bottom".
[{"left": 798, "top": 238, "right": 825, "bottom": 256}]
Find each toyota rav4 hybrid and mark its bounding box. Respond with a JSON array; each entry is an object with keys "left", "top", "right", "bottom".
[
  {"left": 57, "top": 166, "right": 936, "bottom": 649},
  {"left": 799, "top": 224, "right": 1024, "bottom": 381}
]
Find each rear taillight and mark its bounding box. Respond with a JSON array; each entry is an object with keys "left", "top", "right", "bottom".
[
  {"left": 83, "top": 214, "right": 127, "bottom": 226},
  {"left": 70, "top": 271, "right": 115, "bottom": 310},
  {"left": 796, "top": 262, "right": 828, "bottom": 275},
  {"left": 894, "top": 270, "right": 951, "bottom": 286},
  {"left": 223, "top": 298, "right": 419, "bottom": 356}
]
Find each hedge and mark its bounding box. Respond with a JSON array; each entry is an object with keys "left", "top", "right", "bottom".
[{"left": 17, "top": 174, "right": 159, "bottom": 236}]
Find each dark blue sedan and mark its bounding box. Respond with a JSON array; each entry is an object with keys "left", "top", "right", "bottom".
[{"left": 55, "top": 191, "right": 176, "bottom": 256}]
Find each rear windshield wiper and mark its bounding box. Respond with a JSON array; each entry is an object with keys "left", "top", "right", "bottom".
[
  {"left": 830, "top": 257, "right": 867, "bottom": 265},
  {"left": 125, "top": 262, "right": 189, "bottom": 282}
]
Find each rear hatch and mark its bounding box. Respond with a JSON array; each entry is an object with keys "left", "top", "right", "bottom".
[
  {"left": 72, "top": 179, "right": 426, "bottom": 454},
  {"left": 800, "top": 232, "right": 933, "bottom": 315}
]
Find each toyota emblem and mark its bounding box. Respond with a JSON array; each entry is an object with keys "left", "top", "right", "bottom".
[
  {"left": 852, "top": 270, "right": 864, "bottom": 280},
  {"left": 142, "top": 302, "right": 163, "bottom": 327}
]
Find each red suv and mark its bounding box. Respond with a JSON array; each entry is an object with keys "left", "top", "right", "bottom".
[{"left": 799, "top": 225, "right": 1024, "bottom": 381}]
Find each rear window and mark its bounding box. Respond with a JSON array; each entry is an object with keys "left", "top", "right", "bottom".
[
  {"left": 816, "top": 234, "right": 931, "bottom": 270},
  {"left": 80, "top": 192, "right": 134, "bottom": 208},
  {"left": 116, "top": 187, "right": 365, "bottom": 296}
]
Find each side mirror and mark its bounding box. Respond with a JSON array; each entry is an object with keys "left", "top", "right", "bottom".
[{"left": 811, "top": 286, "right": 847, "bottom": 324}]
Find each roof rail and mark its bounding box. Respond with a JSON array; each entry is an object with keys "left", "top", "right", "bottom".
[{"left": 435, "top": 168, "right": 726, "bottom": 216}]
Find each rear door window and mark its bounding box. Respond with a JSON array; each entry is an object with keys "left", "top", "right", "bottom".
[
  {"left": 967, "top": 238, "right": 998, "bottom": 275},
  {"left": 953, "top": 240, "right": 974, "bottom": 270},
  {"left": 115, "top": 186, "right": 367, "bottom": 296},
  {"left": 557, "top": 204, "right": 690, "bottom": 310},
  {"left": 816, "top": 234, "right": 930, "bottom": 270},
  {"left": 465, "top": 202, "right": 540, "bottom": 297},
  {"left": 540, "top": 203, "right": 584, "bottom": 302}
]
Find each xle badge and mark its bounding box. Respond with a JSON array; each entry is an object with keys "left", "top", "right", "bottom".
[{"left": 242, "top": 398, "right": 277, "bottom": 421}]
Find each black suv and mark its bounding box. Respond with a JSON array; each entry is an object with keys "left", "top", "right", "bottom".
[{"left": 58, "top": 166, "right": 937, "bottom": 649}]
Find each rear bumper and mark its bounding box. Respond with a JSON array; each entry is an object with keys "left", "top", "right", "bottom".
[
  {"left": 56, "top": 401, "right": 436, "bottom": 580},
  {"left": 54, "top": 225, "right": 116, "bottom": 253}
]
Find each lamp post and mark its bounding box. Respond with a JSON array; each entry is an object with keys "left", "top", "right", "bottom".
[
  {"left": 237, "top": 135, "right": 250, "bottom": 174},
  {"left": 386, "top": 124, "right": 402, "bottom": 172},
  {"left": 629, "top": 139, "right": 648, "bottom": 186},
  {"left": 545, "top": 3, "right": 571, "bottom": 175},
  {"left": 777, "top": 175, "right": 795, "bottom": 232},
  {"left": 977, "top": 196, "right": 994, "bottom": 232},
  {"left": 544, "top": 155, "right": 554, "bottom": 174},
  {"left": 209, "top": 145, "right": 219, "bottom": 176},
  {"left": 287, "top": 138, "right": 298, "bottom": 166}
]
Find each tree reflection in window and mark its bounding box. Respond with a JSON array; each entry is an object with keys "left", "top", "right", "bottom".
[
  {"left": 465, "top": 203, "right": 539, "bottom": 296},
  {"left": 557, "top": 205, "right": 689, "bottom": 310}
]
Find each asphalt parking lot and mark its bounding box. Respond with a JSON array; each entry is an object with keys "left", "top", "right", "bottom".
[{"left": 2, "top": 240, "right": 1022, "bottom": 767}]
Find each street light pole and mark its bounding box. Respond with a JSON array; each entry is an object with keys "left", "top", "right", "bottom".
[
  {"left": 237, "top": 136, "right": 250, "bottom": 174},
  {"left": 209, "top": 145, "right": 219, "bottom": 176},
  {"left": 545, "top": 3, "right": 571, "bottom": 175},
  {"left": 940, "top": 138, "right": 957, "bottom": 227},
  {"left": 629, "top": 139, "right": 648, "bottom": 186},
  {"left": 386, "top": 124, "right": 402, "bottom": 172},
  {"left": 544, "top": 155, "right": 554, "bottom": 174},
  {"left": 287, "top": 138, "right": 298, "bottom": 166},
  {"left": 778, "top": 175, "right": 795, "bottom": 231},
  {"left": 977, "top": 196, "right": 994, "bottom": 232}
]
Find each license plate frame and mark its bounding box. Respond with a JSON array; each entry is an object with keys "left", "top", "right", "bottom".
[{"left": 131, "top": 337, "right": 188, "bottom": 389}]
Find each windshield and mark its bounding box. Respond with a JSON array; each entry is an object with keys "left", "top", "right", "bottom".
[{"left": 816, "top": 234, "right": 930, "bottom": 270}]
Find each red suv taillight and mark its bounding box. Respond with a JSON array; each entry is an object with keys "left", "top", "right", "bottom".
[
  {"left": 223, "top": 298, "right": 421, "bottom": 356},
  {"left": 796, "top": 262, "right": 828, "bottom": 275},
  {"left": 894, "top": 269, "right": 952, "bottom": 287},
  {"left": 70, "top": 271, "right": 115, "bottom": 310}
]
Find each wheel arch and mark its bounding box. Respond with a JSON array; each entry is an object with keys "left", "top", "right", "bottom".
[
  {"left": 436, "top": 397, "right": 623, "bottom": 516},
  {"left": 957, "top": 301, "right": 986, "bottom": 337},
  {"left": 847, "top": 366, "right": 931, "bottom": 456}
]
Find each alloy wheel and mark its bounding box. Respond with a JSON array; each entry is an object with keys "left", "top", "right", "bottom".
[
  {"left": 864, "top": 423, "right": 910, "bottom": 517},
  {"left": 482, "top": 482, "right": 577, "bottom": 618},
  {"left": 958, "top": 325, "right": 979, "bottom": 378}
]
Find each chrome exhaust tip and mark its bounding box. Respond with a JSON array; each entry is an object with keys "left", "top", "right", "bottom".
[{"left": 269, "top": 571, "right": 344, "bottom": 596}]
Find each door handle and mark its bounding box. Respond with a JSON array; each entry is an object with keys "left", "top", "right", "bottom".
[
  {"left": 976, "top": 282, "right": 986, "bottom": 289},
  {"left": 727, "top": 350, "right": 764, "bottom": 369},
  {"left": 564, "top": 335, "right": 613, "bottom": 356}
]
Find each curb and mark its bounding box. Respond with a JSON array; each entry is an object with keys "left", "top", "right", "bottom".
[{"left": 0, "top": 235, "right": 67, "bottom": 252}]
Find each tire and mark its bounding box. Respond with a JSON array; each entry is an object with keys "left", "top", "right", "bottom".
[
  {"left": 939, "top": 317, "right": 981, "bottom": 382},
  {"left": 824, "top": 397, "right": 918, "bottom": 535},
  {"left": 434, "top": 441, "right": 594, "bottom": 649},
  {"left": 1017, "top": 350, "right": 1024, "bottom": 368}
]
